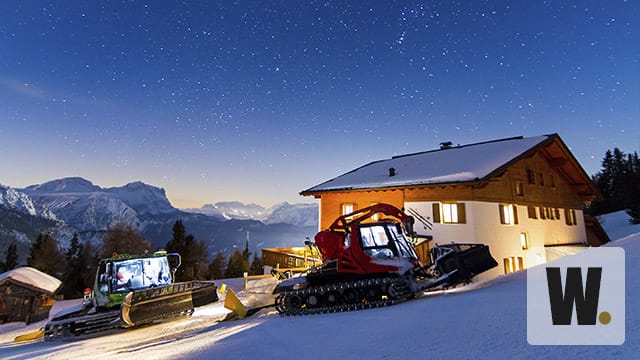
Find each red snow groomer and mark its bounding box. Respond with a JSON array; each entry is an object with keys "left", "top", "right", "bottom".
[{"left": 273, "top": 203, "right": 498, "bottom": 315}]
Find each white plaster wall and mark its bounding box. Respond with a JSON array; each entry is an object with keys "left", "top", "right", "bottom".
[{"left": 404, "top": 201, "right": 587, "bottom": 280}]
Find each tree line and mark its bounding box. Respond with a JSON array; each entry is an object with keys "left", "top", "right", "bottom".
[
  {"left": 589, "top": 147, "right": 640, "bottom": 223},
  {"left": 0, "top": 220, "right": 264, "bottom": 299}
]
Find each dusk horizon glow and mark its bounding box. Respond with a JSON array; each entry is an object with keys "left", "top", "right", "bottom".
[{"left": 1, "top": 1, "right": 638, "bottom": 208}]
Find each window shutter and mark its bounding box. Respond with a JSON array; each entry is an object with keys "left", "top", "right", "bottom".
[
  {"left": 513, "top": 204, "right": 519, "bottom": 224},
  {"left": 499, "top": 204, "right": 505, "bottom": 224},
  {"left": 457, "top": 203, "right": 466, "bottom": 224},
  {"left": 432, "top": 203, "right": 441, "bottom": 223}
]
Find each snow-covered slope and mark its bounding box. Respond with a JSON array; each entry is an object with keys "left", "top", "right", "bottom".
[
  {"left": 0, "top": 184, "right": 56, "bottom": 220},
  {"left": 2, "top": 227, "right": 639, "bottom": 359}
]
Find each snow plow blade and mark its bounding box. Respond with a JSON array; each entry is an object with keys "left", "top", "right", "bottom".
[
  {"left": 14, "top": 328, "right": 44, "bottom": 342},
  {"left": 121, "top": 281, "right": 218, "bottom": 327},
  {"left": 223, "top": 289, "right": 247, "bottom": 318},
  {"left": 223, "top": 288, "right": 274, "bottom": 320},
  {"left": 432, "top": 243, "right": 498, "bottom": 285}
]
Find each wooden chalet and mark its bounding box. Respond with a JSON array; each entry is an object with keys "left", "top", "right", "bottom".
[{"left": 300, "top": 134, "right": 605, "bottom": 279}]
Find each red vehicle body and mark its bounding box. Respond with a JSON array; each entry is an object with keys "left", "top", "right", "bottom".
[
  {"left": 273, "top": 204, "right": 498, "bottom": 315},
  {"left": 314, "top": 203, "right": 420, "bottom": 275}
]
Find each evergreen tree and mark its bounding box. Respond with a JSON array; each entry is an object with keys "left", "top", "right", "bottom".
[
  {"left": 102, "top": 223, "right": 152, "bottom": 257},
  {"left": 166, "top": 221, "right": 208, "bottom": 281},
  {"left": 207, "top": 251, "right": 226, "bottom": 279},
  {"left": 249, "top": 253, "right": 263, "bottom": 275},
  {"left": 61, "top": 233, "right": 85, "bottom": 298},
  {"left": 242, "top": 240, "right": 250, "bottom": 263},
  {"left": 28, "top": 233, "right": 63, "bottom": 278},
  {"left": 1, "top": 243, "right": 18, "bottom": 272},
  {"left": 166, "top": 220, "right": 186, "bottom": 255},
  {"left": 192, "top": 237, "right": 208, "bottom": 280},
  {"left": 182, "top": 234, "right": 199, "bottom": 281},
  {"left": 80, "top": 241, "right": 100, "bottom": 292},
  {"left": 591, "top": 148, "right": 640, "bottom": 220},
  {"left": 224, "top": 250, "right": 249, "bottom": 278}
]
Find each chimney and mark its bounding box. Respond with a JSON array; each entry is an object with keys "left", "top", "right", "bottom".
[
  {"left": 440, "top": 141, "right": 453, "bottom": 150},
  {"left": 389, "top": 167, "right": 396, "bottom": 177}
]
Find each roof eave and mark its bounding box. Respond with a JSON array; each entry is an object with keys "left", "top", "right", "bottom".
[{"left": 300, "top": 178, "right": 488, "bottom": 196}]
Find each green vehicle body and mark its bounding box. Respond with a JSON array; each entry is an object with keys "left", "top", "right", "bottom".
[{"left": 92, "top": 251, "right": 181, "bottom": 310}]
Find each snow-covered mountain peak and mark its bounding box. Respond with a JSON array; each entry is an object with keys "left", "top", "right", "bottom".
[
  {"left": 107, "top": 181, "right": 173, "bottom": 214},
  {"left": 15, "top": 178, "right": 177, "bottom": 235},
  {"left": 25, "top": 177, "right": 101, "bottom": 193}
]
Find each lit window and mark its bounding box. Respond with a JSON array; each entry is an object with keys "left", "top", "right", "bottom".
[
  {"left": 515, "top": 181, "right": 524, "bottom": 196},
  {"left": 540, "top": 207, "right": 552, "bottom": 220},
  {"left": 520, "top": 233, "right": 529, "bottom": 250},
  {"left": 442, "top": 203, "right": 459, "bottom": 223},
  {"left": 341, "top": 203, "right": 355, "bottom": 216},
  {"left": 565, "top": 208, "right": 577, "bottom": 226},
  {"left": 499, "top": 204, "right": 518, "bottom": 225},
  {"left": 504, "top": 256, "right": 524, "bottom": 274},
  {"left": 432, "top": 202, "right": 466, "bottom": 224}
]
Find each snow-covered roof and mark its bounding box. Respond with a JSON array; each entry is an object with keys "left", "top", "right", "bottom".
[
  {"left": 302, "top": 135, "right": 551, "bottom": 194},
  {"left": 0, "top": 267, "right": 62, "bottom": 295}
]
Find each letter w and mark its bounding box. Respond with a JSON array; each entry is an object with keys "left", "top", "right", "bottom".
[{"left": 546, "top": 267, "right": 602, "bottom": 325}]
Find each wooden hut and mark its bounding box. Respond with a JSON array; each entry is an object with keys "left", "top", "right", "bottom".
[{"left": 0, "top": 267, "right": 61, "bottom": 324}]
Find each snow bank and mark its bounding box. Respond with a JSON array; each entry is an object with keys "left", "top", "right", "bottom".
[
  {"left": 1, "top": 230, "right": 639, "bottom": 359},
  {"left": 598, "top": 210, "right": 639, "bottom": 241}
]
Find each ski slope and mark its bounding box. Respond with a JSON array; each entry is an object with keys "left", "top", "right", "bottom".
[{"left": 1, "top": 220, "right": 639, "bottom": 359}]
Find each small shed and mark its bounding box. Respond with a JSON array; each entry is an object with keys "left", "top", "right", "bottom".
[
  {"left": 262, "top": 247, "right": 322, "bottom": 270},
  {"left": 0, "top": 267, "right": 61, "bottom": 324}
]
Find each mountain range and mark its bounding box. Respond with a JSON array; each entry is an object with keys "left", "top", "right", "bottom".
[
  {"left": 183, "top": 201, "right": 318, "bottom": 227},
  {"left": 0, "top": 177, "right": 318, "bottom": 264}
]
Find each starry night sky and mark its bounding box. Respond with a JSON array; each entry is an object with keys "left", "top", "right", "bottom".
[{"left": 0, "top": 1, "right": 638, "bottom": 208}]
